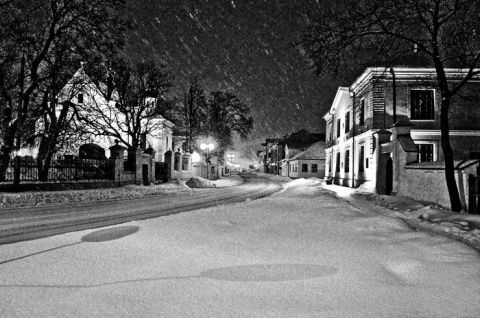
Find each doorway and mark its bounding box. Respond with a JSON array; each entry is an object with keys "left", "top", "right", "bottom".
[{"left": 386, "top": 157, "right": 393, "bottom": 195}]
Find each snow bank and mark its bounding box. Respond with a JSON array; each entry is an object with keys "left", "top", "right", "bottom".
[
  {"left": 185, "top": 176, "right": 216, "bottom": 188},
  {"left": 0, "top": 182, "right": 192, "bottom": 208},
  {"left": 419, "top": 206, "right": 480, "bottom": 230}
]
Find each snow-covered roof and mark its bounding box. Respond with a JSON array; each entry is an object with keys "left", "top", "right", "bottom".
[
  {"left": 289, "top": 140, "right": 326, "bottom": 161},
  {"left": 323, "top": 87, "right": 349, "bottom": 120}
]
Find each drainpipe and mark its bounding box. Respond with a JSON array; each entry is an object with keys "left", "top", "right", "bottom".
[
  {"left": 350, "top": 90, "right": 355, "bottom": 188},
  {"left": 330, "top": 118, "right": 334, "bottom": 179},
  {"left": 389, "top": 67, "right": 397, "bottom": 125}
]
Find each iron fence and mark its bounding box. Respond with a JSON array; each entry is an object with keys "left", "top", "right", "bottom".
[{"left": 0, "top": 156, "right": 113, "bottom": 183}]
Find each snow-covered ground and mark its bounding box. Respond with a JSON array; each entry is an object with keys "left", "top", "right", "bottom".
[{"left": 1, "top": 174, "right": 479, "bottom": 317}]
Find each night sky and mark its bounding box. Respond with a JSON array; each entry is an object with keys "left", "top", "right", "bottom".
[{"left": 127, "top": 0, "right": 341, "bottom": 156}]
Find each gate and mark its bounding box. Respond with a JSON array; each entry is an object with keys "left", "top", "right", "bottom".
[{"left": 468, "top": 168, "right": 480, "bottom": 214}]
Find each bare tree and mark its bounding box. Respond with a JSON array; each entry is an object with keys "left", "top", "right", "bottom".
[
  {"left": 298, "top": 0, "right": 480, "bottom": 211},
  {"left": 172, "top": 79, "right": 254, "bottom": 154},
  {"left": 0, "top": 0, "right": 128, "bottom": 183},
  {"left": 76, "top": 59, "right": 175, "bottom": 152}
]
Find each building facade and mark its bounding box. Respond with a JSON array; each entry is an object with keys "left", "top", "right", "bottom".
[{"left": 324, "top": 67, "right": 480, "bottom": 190}]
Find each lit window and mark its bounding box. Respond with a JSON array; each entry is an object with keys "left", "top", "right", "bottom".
[
  {"left": 415, "top": 143, "right": 434, "bottom": 162},
  {"left": 411, "top": 90, "right": 434, "bottom": 120}
]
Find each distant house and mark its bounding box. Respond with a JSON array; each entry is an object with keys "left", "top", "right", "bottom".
[
  {"left": 323, "top": 67, "right": 480, "bottom": 199},
  {"left": 261, "top": 129, "right": 325, "bottom": 177},
  {"left": 285, "top": 141, "right": 326, "bottom": 179}
]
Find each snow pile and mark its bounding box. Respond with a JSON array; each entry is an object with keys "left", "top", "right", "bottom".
[
  {"left": 185, "top": 176, "right": 217, "bottom": 188},
  {"left": 0, "top": 175, "right": 246, "bottom": 209},
  {"left": 418, "top": 206, "right": 480, "bottom": 231},
  {"left": 356, "top": 180, "right": 376, "bottom": 193},
  {"left": 0, "top": 182, "right": 192, "bottom": 208}
]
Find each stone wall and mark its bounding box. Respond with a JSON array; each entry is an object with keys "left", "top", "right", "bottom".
[{"left": 399, "top": 163, "right": 476, "bottom": 210}]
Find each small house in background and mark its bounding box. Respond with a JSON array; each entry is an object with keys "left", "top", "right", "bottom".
[
  {"left": 260, "top": 129, "right": 325, "bottom": 178},
  {"left": 285, "top": 141, "right": 326, "bottom": 179}
]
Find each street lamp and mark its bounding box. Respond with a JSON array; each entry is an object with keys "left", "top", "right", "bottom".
[
  {"left": 226, "top": 153, "right": 236, "bottom": 175},
  {"left": 200, "top": 143, "right": 214, "bottom": 179}
]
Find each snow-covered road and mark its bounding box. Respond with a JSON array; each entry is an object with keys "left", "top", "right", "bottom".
[{"left": 1, "top": 178, "right": 479, "bottom": 317}]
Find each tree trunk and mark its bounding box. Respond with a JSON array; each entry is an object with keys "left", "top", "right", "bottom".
[
  {"left": 440, "top": 98, "right": 463, "bottom": 211},
  {"left": 0, "top": 110, "right": 17, "bottom": 182}
]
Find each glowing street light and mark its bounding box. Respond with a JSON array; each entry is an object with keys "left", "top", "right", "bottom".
[
  {"left": 226, "top": 153, "right": 236, "bottom": 175},
  {"left": 200, "top": 143, "right": 214, "bottom": 179}
]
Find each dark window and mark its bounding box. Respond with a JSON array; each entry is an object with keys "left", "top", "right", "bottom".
[
  {"left": 366, "top": 157, "right": 369, "bottom": 169},
  {"left": 416, "top": 144, "right": 434, "bottom": 162},
  {"left": 359, "top": 146, "right": 365, "bottom": 172},
  {"left": 174, "top": 155, "right": 180, "bottom": 171},
  {"left": 337, "top": 118, "right": 341, "bottom": 138},
  {"left": 336, "top": 153, "right": 340, "bottom": 172},
  {"left": 345, "top": 112, "right": 350, "bottom": 133},
  {"left": 359, "top": 99, "right": 365, "bottom": 126},
  {"left": 140, "top": 133, "right": 147, "bottom": 150},
  {"left": 345, "top": 150, "right": 350, "bottom": 172},
  {"left": 302, "top": 164, "right": 308, "bottom": 173},
  {"left": 312, "top": 164, "right": 318, "bottom": 173},
  {"left": 411, "top": 90, "right": 434, "bottom": 120},
  {"left": 182, "top": 155, "right": 189, "bottom": 170},
  {"left": 77, "top": 93, "right": 84, "bottom": 104}
]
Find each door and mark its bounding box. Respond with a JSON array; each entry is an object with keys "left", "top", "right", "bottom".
[{"left": 385, "top": 157, "right": 393, "bottom": 195}]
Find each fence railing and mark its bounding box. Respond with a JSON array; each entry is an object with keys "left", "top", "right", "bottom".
[{"left": 0, "top": 156, "right": 113, "bottom": 183}]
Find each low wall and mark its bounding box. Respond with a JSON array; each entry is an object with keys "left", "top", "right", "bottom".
[{"left": 398, "top": 162, "right": 478, "bottom": 210}]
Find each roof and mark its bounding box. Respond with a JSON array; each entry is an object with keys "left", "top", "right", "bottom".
[
  {"left": 279, "top": 129, "right": 325, "bottom": 149},
  {"left": 350, "top": 67, "right": 480, "bottom": 93},
  {"left": 323, "top": 87, "right": 349, "bottom": 120},
  {"left": 289, "top": 141, "right": 326, "bottom": 160}
]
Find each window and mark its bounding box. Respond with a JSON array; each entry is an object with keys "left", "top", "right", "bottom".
[
  {"left": 359, "top": 99, "right": 365, "bottom": 126},
  {"left": 345, "top": 111, "right": 350, "bottom": 133},
  {"left": 358, "top": 146, "right": 365, "bottom": 172},
  {"left": 337, "top": 118, "right": 341, "bottom": 138},
  {"left": 182, "top": 155, "right": 189, "bottom": 171},
  {"left": 416, "top": 143, "right": 434, "bottom": 162},
  {"left": 77, "top": 93, "right": 84, "bottom": 104},
  {"left": 312, "top": 164, "right": 318, "bottom": 173},
  {"left": 411, "top": 89, "right": 434, "bottom": 120},
  {"left": 302, "top": 164, "right": 308, "bottom": 172},
  {"left": 140, "top": 133, "right": 147, "bottom": 150},
  {"left": 336, "top": 153, "right": 340, "bottom": 172},
  {"left": 345, "top": 150, "right": 350, "bottom": 172}
]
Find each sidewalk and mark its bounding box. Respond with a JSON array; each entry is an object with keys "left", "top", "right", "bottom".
[{"left": 322, "top": 182, "right": 480, "bottom": 253}]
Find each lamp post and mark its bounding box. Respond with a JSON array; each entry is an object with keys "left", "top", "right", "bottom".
[
  {"left": 227, "top": 153, "right": 236, "bottom": 175},
  {"left": 200, "top": 143, "right": 214, "bottom": 179}
]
